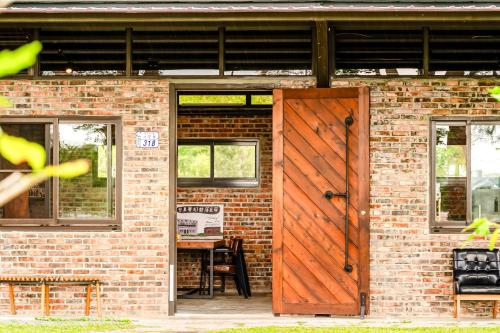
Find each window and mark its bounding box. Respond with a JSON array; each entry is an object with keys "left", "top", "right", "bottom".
[
  {"left": 431, "top": 118, "right": 500, "bottom": 232},
  {"left": 0, "top": 118, "right": 121, "bottom": 230},
  {"left": 178, "top": 139, "right": 259, "bottom": 187}
]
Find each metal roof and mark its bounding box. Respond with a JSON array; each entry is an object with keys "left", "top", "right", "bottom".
[{"left": 5, "top": 0, "right": 500, "bottom": 13}]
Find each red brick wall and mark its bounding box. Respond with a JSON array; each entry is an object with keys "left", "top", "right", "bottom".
[
  {"left": 0, "top": 79, "right": 170, "bottom": 317},
  {"left": 176, "top": 113, "right": 273, "bottom": 292},
  {"left": 2, "top": 76, "right": 499, "bottom": 318},
  {"left": 330, "top": 78, "right": 499, "bottom": 317}
]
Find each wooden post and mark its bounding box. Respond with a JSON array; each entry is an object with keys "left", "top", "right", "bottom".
[
  {"left": 96, "top": 282, "right": 102, "bottom": 317},
  {"left": 85, "top": 284, "right": 92, "bottom": 316},
  {"left": 44, "top": 284, "right": 50, "bottom": 316},
  {"left": 453, "top": 295, "right": 457, "bottom": 318},
  {"left": 40, "top": 283, "right": 46, "bottom": 317},
  {"left": 494, "top": 300, "right": 498, "bottom": 319},
  {"left": 8, "top": 284, "right": 16, "bottom": 315}
]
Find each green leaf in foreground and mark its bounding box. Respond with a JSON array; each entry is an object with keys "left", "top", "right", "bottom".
[
  {"left": 490, "top": 86, "right": 500, "bottom": 102},
  {"left": 490, "top": 228, "right": 500, "bottom": 251},
  {"left": 0, "top": 40, "right": 42, "bottom": 78},
  {"left": 0, "top": 96, "right": 12, "bottom": 108},
  {"left": 42, "top": 159, "right": 90, "bottom": 178},
  {"left": 0, "top": 129, "right": 46, "bottom": 170}
]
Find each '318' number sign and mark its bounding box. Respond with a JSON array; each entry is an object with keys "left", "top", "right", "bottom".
[{"left": 135, "top": 131, "right": 159, "bottom": 148}]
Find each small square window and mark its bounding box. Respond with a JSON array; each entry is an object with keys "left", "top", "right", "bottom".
[{"left": 177, "top": 139, "right": 259, "bottom": 187}]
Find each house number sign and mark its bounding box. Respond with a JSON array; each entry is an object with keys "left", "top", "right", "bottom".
[{"left": 135, "top": 131, "right": 159, "bottom": 148}]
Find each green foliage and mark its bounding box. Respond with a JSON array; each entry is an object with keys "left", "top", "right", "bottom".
[
  {"left": 0, "top": 41, "right": 42, "bottom": 78},
  {"left": 0, "top": 129, "right": 46, "bottom": 170},
  {"left": 178, "top": 145, "right": 211, "bottom": 177},
  {"left": 462, "top": 217, "right": 500, "bottom": 250},
  {"left": 214, "top": 145, "right": 255, "bottom": 177},
  {"left": 178, "top": 144, "right": 256, "bottom": 178},
  {"left": 211, "top": 327, "right": 500, "bottom": 333},
  {"left": 179, "top": 95, "right": 246, "bottom": 105},
  {"left": 489, "top": 86, "right": 500, "bottom": 102},
  {"left": 42, "top": 159, "right": 91, "bottom": 179},
  {"left": 435, "top": 146, "right": 466, "bottom": 177}
]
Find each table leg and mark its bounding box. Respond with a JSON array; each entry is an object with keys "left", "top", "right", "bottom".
[
  {"left": 209, "top": 248, "right": 214, "bottom": 298},
  {"left": 8, "top": 284, "right": 16, "bottom": 315}
]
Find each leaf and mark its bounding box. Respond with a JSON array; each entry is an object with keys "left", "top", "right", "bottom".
[
  {"left": 476, "top": 220, "right": 491, "bottom": 236},
  {"left": 0, "top": 130, "right": 46, "bottom": 170},
  {"left": 490, "top": 228, "right": 500, "bottom": 251},
  {"left": 0, "top": 96, "right": 12, "bottom": 108},
  {"left": 490, "top": 86, "right": 500, "bottom": 102},
  {"left": 463, "top": 217, "right": 488, "bottom": 232},
  {"left": 42, "top": 159, "right": 90, "bottom": 178},
  {"left": 0, "top": 41, "right": 42, "bottom": 78}
]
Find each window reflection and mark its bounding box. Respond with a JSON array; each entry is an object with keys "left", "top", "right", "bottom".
[
  {"left": 58, "top": 123, "right": 116, "bottom": 219},
  {"left": 435, "top": 124, "right": 467, "bottom": 222},
  {"left": 472, "top": 125, "right": 500, "bottom": 222}
]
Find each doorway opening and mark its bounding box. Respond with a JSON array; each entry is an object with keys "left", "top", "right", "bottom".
[
  {"left": 174, "top": 89, "right": 274, "bottom": 315},
  {"left": 171, "top": 86, "right": 370, "bottom": 317}
]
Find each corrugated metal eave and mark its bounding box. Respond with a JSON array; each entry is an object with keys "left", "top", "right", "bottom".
[{"left": 3, "top": 4, "right": 500, "bottom": 13}]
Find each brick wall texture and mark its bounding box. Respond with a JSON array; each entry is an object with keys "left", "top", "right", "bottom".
[
  {"left": 0, "top": 79, "right": 170, "bottom": 317},
  {"left": 1, "top": 77, "right": 500, "bottom": 318}
]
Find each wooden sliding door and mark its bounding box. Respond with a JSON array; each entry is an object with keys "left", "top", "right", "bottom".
[{"left": 272, "top": 88, "right": 370, "bottom": 316}]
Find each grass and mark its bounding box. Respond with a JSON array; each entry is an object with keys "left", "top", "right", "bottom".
[
  {"left": 0, "top": 318, "right": 133, "bottom": 333},
  {"left": 211, "top": 328, "right": 500, "bottom": 333}
]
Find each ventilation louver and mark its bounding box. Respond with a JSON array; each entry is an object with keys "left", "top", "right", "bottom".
[
  {"left": 132, "top": 29, "right": 219, "bottom": 76},
  {"left": 224, "top": 27, "right": 313, "bottom": 75},
  {"left": 39, "top": 30, "right": 126, "bottom": 75},
  {"left": 334, "top": 29, "right": 423, "bottom": 76},
  {"left": 429, "top": 30, "right": 500, "bottom": 75}
]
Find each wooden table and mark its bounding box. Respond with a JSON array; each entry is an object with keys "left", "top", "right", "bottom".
[{"left": 177, "top": 239, "right": 225, "bottom": 299}]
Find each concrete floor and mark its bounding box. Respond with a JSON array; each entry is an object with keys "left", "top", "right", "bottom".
[{"left": 176, "top": 293, "right": 272, "bottom": 315}]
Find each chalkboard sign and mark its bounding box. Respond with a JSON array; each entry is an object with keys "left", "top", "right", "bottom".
[{"left": 176, "top": 204, "right": 224, "bottom": 240}]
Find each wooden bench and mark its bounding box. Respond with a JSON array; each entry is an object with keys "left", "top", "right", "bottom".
[{"left": 0, "top": 276, "right": 101, "bottom": 316}]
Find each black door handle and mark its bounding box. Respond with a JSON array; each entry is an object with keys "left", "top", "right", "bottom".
[{"left": 324, "top": 191, "right": 334, "bottom": 200}]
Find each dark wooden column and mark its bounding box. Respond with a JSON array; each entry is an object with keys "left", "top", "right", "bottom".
[{"left": 315, "top": 21, "right": 330, "bottom": 88}]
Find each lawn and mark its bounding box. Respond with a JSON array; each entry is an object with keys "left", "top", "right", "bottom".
[
  {"left": 212, "top": 328, "right": 500, "bottom": 333},
  {"left": 0, "top": 318, "right": 133, "bottom": 333}
]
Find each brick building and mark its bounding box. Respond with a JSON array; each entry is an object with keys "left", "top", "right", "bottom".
[{"left": 0, "top": 0, "right": 499, "bottom": 319}]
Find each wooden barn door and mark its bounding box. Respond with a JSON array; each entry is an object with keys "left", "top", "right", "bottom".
[{"left": 272, "top": 88, "right": 370, "bottom": 316}]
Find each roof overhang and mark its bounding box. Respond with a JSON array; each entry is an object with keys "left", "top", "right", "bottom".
[{"left": 1, "top": 1, "right": 500, "bottom": 23}]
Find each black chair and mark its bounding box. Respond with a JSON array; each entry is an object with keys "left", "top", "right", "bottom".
[
  {"left": 453, "top": 248, "right": 500, "bottom": 318},
  {"left": 200, "top": 237, "right": 251, "bottom": 298}
]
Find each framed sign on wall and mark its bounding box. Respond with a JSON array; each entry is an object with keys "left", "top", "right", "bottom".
[{"left": 176, "top": 204, "right": 224, "bottom": 240}]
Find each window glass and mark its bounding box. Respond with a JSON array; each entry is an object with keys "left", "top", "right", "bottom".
[
  {"left": 214, "top": 145, "right": 256, "bottom": 178},
  {"left": 434, "top": 124, "right": 467, "bottom": 223},
  {"left": 0, "top": 123, "right": 52, "bottom": 219},
  {"left": 251, "top": 95, "right": 273, "bottom": 105},
  {"left": 471, "top": 125, "right": 500, "bottom": 222},
  {"left": 58, "top": 123, "right": 115, "bottom": 219},
  {"left": 177, "top": 145, "right": 211, "bottom": 178},
  {"left": 179, "top": 95, "right": 246, "bottom": 106}
]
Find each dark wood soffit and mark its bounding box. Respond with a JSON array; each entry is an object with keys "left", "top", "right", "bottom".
[{"left": 1, "top": 11, "right": 500, "bottom": 24}]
